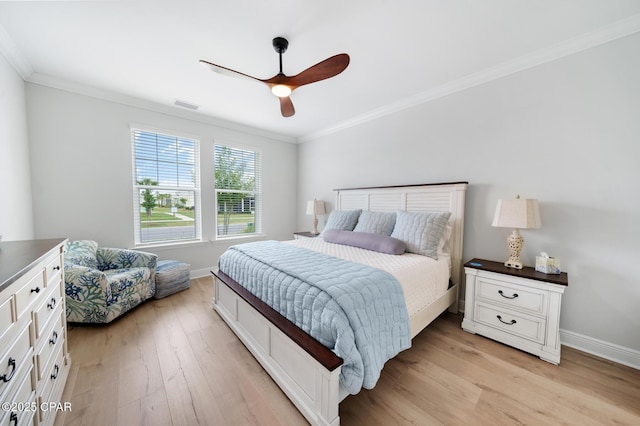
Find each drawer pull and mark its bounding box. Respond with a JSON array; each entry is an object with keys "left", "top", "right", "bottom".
[
  {"left": 47, "top": 298, "right": 57, "bottom": 310},
  {"left": 52, "top": 265, "right": 61, "bottom": 271},
  {"left": 31, "top": 287, "right": 41, "bottom": 294},
  {"left": 496, "top": 315, "right": 517, "bottom": 325},
  {"left": 50, "top": 331, "right": 59, "bottom": 345},
  {"left": 1, "top": 357, "right": 16, "bottom": 383},
  {"left": 51, "top": 364, "right": 60, "bottom": 380},
  {"left": 10, "top": 412, "right": 17, "bottom": 426},
  {"left": 498, "top": 290, "right": 518, "bottom": 300}
]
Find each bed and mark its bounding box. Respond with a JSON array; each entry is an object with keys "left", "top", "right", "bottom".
[{"left": 211, "top": 182, "right": 468, "bottom": 426}]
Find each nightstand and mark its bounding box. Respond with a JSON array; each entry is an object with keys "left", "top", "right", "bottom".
[
  {"left": 293, "top": 231, "right": 319, "bottom": 239},
  {"left": 462, "top": 258, "right": 568, "bottom": 364}
]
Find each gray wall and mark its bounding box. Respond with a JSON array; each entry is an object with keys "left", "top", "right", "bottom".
[
  {"left": 297, "top": 34, "right": 640, "bottom": 355},
  {"left": 0, "top": 53, "right": 34, "bottom": 240},
  {"left": 26, "top": 84, "right": 298, "bottom": 273}
]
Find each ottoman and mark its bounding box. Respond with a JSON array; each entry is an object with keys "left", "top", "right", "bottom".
[{"left": 154, "top": 260, "right": 191, "bottom": 299}]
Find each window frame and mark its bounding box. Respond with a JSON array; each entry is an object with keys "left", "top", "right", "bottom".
[
  {"left": 131, "top": 125, "right": 202, "bottom": 247},
  {"left": 214, "top": 142, "right": 262, "bottom": 240}
]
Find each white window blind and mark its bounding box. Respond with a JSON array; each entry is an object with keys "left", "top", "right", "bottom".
[
  {"left": 214, "top": 144, "right": 261, "bottom": 238},
  {"left": 132, "top": 128, "right": 201, "bottom": 245}
]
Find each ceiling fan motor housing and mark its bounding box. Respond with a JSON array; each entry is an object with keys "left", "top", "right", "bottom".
[{"left": 272, "top": 37, "right": 289, "bottom": 54}]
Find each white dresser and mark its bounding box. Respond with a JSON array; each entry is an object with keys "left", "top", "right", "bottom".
[
  {"left": 0, "top": 239, "right": 71, "bottom": 426},
  {"left": 462, "top": 258, "right": 568, "bottom": 364}
]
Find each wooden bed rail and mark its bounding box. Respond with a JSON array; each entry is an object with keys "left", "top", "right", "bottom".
[{"left": 211, "top": 269, "right": 343, "bottom": 371}]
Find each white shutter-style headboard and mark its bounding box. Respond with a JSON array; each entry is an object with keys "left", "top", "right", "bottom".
[{"left": 335, "top": 182, "right": 468, "bottom": 289}]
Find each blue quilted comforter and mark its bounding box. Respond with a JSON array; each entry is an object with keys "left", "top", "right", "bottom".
[{"left": 218, "top": 240, "right": 411, "bottom": 394}]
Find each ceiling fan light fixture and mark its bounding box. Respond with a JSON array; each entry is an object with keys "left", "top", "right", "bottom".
[
  {"left": 271, "top": 84, "right": 292, "bottom": 98},
  {"left": 200, "top": 37, "right": 349, "bottom": 116}
]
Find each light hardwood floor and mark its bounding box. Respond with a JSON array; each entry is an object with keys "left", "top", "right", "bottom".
[{"left": 56, "top": 277, "right": 640, "bottom": 425}]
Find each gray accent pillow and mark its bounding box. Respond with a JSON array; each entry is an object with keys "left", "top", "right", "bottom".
[
  {"left": 390, "top": 210, "right": 452, "bottom": 259},
  {"left": 320, "top": 209, "right": 362, "bottom": 235},
  {"left": 322, "top": 229, "right": 406, "bottom": 255},
  {"left": 353, "top": 211, "right": 396, "bottom": 236}
]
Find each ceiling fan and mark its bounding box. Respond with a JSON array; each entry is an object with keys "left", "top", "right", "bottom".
[{"left": 200, "top": 37, "right": 350, "bottom": 117}]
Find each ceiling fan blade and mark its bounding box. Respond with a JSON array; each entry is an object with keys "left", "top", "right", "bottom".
[
  {"left": 199, "top": 60, "right": 264, "bottom": 83},
  {"left": 279, "top": 96, "right": 295, "bottom": 117},
  {"left": 285, "top": 53, "right": 350, "bottom": 88}
]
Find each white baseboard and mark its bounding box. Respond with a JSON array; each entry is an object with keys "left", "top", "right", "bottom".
[
  {"left": 459, "top": 301, "right": 640, "bottom": 370},
  {"left": 560, "top": 329, "right": 640, "bottom": 370},
  {"left": 190, "top": 267, "right": 215, "bottom": 279}
]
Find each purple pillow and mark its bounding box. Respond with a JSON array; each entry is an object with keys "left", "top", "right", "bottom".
[{"left": 322, "top": 229, "right": 406, "bottom": 255}]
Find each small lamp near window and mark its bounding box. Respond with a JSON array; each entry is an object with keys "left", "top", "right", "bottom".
[
  {"left": 492, "top": 195, "right": 541, "bottom": 269},
  {"left": 306, "top": 199, "right": 326, "bottom": 235}
]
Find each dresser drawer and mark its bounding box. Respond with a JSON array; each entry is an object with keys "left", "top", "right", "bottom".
[
  {"left": 0, "top": 363, "right": 36, "bottom": 426},
  {"left": 35, "top": 307, "right": 64, "bottom": 382},
  {"left": 15, "top": 272, "right": 46, "bottom": 320},
  {"left": 0, "top": 297, "right": 15, "bottom": 345},
  {"left": 476, "top": 276, "right": 547, "bottom": 316},
  {"left": 474, "top": 302, "right": 546, "bottom": 344},
  {"left": 0, "top": 324, "right": 31, "bottom": 402},
  {"left": 0, "top": 408, "right": 36, "bottom": 426},
  {"left": 37, "top": 343, "right": 67, "bottom": 426},
  {"left": 32, "top": 284, "right": 62, "bottom": 341},
  {"left": 45, "top": 254, "right": 63, "bottom": 288},
  {"left": 38, "top": 343, "right": 65, "bottom": 410}
]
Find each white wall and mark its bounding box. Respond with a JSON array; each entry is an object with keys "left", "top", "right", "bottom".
[
  {"left": 26, "top": 84, "right": 298, "bottom": 273},
  {"left": 297, "top": 34, "right": 640, "bottom": 356},
  {"left": 0, "top": 53, "right": 34, "bottom": 241}
]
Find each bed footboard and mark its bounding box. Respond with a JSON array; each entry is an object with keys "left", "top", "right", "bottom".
[{"left": 212, "top": 270, "right": 343, "bottom": 426}]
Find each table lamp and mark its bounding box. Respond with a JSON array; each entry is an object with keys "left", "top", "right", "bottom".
[
  {"left": 306, "top": 199, "right": 326, "bottom": 235},
  {"left": 492, "top": 195, "right": 541, "bottom": 269}
]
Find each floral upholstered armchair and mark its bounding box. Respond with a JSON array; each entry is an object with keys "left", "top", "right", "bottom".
[{"left": 64, "top": 240, "right": 157, "bottom": 323}]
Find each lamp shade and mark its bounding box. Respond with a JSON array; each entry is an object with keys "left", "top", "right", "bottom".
[
  {"left": 306, "top": 199, "right": 326, "bottom": 215},
  {"left": 492, "top": 197, "right": 541, "bottom": 229}
]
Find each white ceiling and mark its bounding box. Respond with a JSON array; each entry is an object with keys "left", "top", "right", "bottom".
[{"left": 1, "top": 1, "right": 640, "bottom": 141}]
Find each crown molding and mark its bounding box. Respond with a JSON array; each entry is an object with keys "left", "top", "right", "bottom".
[
  {"left": 4, "top": 13, "right": 640, "bottom": 145},
  {"left": 300, "top": 13, "right": 640, "bottom": 143},
  {"left": 26, "top": 73, "right": 296, "bottom": 144},
  {"left": 0, "top": 24, "right": 34, "bottom": 79}
]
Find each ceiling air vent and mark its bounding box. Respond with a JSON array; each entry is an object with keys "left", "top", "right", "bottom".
[{"left": 174, "top": 99, "right": 199, "bottom": 110}]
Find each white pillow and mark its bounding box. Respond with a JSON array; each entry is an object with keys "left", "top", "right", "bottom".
[{"left": 438, "top": 223, "right": 453, "bottom": 255}]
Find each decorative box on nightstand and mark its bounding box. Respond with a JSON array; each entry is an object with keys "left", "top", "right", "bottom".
[
  {"left": 461, "top": 258, "right": 568, "bottom": 364},
  {"left": 293, "top": 232, "right": 319, "bottom": 240}
]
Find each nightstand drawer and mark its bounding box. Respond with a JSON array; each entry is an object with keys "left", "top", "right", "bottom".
[
  {"left": 474, "top": 302, "right": 546, "bottom": 344},
  {"left": 476, "top": 276, "right": 546, "bottom": 315}
]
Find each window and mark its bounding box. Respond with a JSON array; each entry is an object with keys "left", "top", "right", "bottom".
[
  {"left": 214, "top": 144, "right": 261, "bottom": 238},
  {"left": 132, "top": 128, "right": 201, "bottom": 245}
]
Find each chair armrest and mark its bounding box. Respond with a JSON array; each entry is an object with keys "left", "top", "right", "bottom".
[
  {"left": 64, "top": 264, "right": 110, "bottom": 300},
  {"left": 97, "top": 248, "right": 158, "bottom": 271}
]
